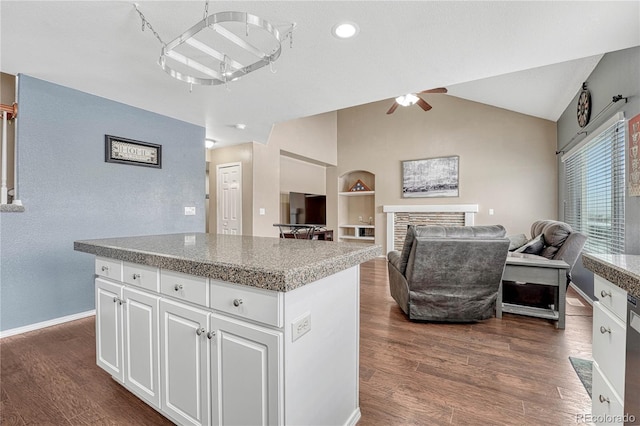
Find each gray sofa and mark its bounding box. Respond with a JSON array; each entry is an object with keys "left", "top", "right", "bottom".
[
  {"left": 387, "top": 225, "right": 510, "bottom": 322},
  {"left": 503, "top": 219, "right": 587, "bottom": 307}
]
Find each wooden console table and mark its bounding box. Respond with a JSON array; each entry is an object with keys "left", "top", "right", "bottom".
[{"left": 496, "top": 256, "right": 569, "bottom": 329}]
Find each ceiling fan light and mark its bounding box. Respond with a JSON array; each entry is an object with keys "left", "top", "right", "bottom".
[{"left": 395, "top": 94, "right": 419, "bottom": 107}]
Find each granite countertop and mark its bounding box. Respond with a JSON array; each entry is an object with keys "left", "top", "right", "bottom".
[
  {"left": 582, "top": 253, "right": 640, "bottom": 298},
  {"left": 74, "top": 233, "right": 381, "bottom": 292}
]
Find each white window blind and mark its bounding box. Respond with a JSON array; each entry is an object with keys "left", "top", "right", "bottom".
[{"left": 563, "top": 114, "right": 625, "bottom": 254}]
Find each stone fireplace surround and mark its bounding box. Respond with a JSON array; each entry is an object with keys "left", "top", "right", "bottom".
[{"left": 382, "top": 204, "right": 479, "bottom": 254}]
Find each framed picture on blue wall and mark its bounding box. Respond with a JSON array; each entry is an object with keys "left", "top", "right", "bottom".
[{"left": 105, "top": 135, "right": 162, "bottom": 169}]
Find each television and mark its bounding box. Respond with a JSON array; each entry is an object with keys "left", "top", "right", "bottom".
[{"left": 289, "top": 192, "right": 326, "bottom": 225}]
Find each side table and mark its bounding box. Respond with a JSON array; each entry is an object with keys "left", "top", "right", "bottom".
[{"left": 497, "top": 256, "right": 570, "bottom": 329}]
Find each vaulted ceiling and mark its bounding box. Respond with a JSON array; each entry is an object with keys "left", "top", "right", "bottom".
[{"left": 1, "top": 1, "right": 638, "bottom": 146}]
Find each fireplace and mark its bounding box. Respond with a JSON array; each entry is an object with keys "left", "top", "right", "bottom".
[{"left": 382, "top": 204, "right": 479, "bottom": 254}]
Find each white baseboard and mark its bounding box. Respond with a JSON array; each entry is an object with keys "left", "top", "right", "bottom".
[
  {"left": 0, "top": 309, "right": 95, "bottom": 339},
  {"left": 569, "top": 282, "right": 594, "bottom": 306}
]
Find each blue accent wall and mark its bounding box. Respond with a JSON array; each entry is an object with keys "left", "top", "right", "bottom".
[{"left": 0, "top": 75, "right": 205, "bottom": 331}]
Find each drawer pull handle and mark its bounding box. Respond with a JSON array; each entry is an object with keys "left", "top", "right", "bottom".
[
  {"left": 207, "top": 331, "right": 216, "bottom": 339},
  {"left": 174, "top": 284, "right": 183, "bottom": 291},
  {"left": 132, "top": 273, "right": 141, "bottom": 280},
  {"left": 600, "top": 326, "right": 611, "bottom": 334},
  {"left": 101, "top": 266, "right": 109, "bottom": 272},
  {"left": 600, "top": 290, "right": 612, "bottom": 298},
  {"left": 599, "top": 395, "right": 610, "bottom": 404},
  {"left": 196, "top": 327, "right": 205, "bottom": 336},
  {"left": 233, "top": 298, "right": 243, "bottom": 307}
]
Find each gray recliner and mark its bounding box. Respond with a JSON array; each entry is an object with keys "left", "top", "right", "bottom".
[
  {"left": 387, "top": 225, "right": 510, "bottom": 322},
  {"left": 503, "top": 220, "right": 587, "bottom": 307}
]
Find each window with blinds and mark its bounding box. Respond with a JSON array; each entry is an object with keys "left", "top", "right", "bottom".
[{"left": 563, "top": 113, "right": 625, "bottom": 254}]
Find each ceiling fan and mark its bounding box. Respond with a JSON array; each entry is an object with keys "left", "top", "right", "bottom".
[{"left": 386, "top": 88, "right": 448, "bottom": 114}]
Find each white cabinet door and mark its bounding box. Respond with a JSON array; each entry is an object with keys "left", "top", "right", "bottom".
[
  {"left": 123, "top": 287, "right": 160, "bottom": 408},
  {"left": 95, "top": 278, "right": 124, "bottom": 382},
  {"left": 160, "top": 299, "right": 210, "bottom": 426},
  {"left": 210, "top": 313, "right": 282, "bottom": 426}
]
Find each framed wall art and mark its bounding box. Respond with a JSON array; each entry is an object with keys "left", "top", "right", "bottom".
[
  {"left": 402, "top": 155, "right": 459, "bottom": 198},
  {"left": 630, "top": 113, "right": 640, "bottom": 197},
  {"left": 105, "top": 135, "right": 162, "bottom": 169}
]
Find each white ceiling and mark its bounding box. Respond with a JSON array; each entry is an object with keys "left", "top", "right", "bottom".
[{"left": 1, "top": 1, "right": 639, "bottom": 147}]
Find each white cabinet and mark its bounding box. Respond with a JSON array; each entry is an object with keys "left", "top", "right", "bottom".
[
  {"left": 159, "top": 299, "right": 210, "bottom": 426},
  {"left": 95, "top": 277, "right": 161, "bottom": 408},
  {"left": 122, "top": 286, "right": 160, "bottom": 408},
  {"left": 95, "top": 278, "right": 124, "bottom": 382},
  {"left": 92, "top": 258, "right": 359, "bottom": 426},
  {"left": 592, "top": 275, "right": 627, "bottom": 425},
  {"left": 210, "top": 313, "right": 282, "bottom": 425}
]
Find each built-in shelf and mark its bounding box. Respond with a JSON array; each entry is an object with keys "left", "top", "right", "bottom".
[
  {"left": 338, "top": 191, "right": 375, "bottom": 197},
  {"left": 338, "top": 171, "right": 375, "bottom": 244}
]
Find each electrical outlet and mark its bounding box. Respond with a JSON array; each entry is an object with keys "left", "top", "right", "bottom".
[
  {"left": 291, "top": 313, "right": 311, "bottom": 342},
  {"left": 358, "top": 215, "right": 363, "bottom": 222},
  {"left": 184, "top": 206, "right": 196, "bottom": 216},
  {"left": 489, "top": 208, "right": 494, "bottom": 216},
  {"left": 259, "top": 208, "right": 266, "bottom": 215}
]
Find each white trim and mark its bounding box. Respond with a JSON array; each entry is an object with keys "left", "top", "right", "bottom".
[
  {"left": 382, "top": 204, "right": 479, "bottom": 213},
  {"left": 0, "top": 309, "right": 95, "bottom": 339},
  {"left": 561, "top": 111, "right": 625, "bottom": 162},
  {"left": 569, "top": 282, "right": 594, "bottom": 306}
]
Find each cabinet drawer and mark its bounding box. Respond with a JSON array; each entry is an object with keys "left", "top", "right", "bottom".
[
  {"left": 95, "top": 257, "right": 123, "bottom": 281},
  {"left": 592, "top": 362, "right": 624, "bottom": 425},
  {"left": 123, "top": 262, "right": 159, "bottom": 292},
  {"left": 160, "top": 270, "right": 208, "bottom": 307},
  {"left": 592, "top": 302, "right": 626, "bottom": 398},
  {"left": 210, "top": 280, "right": 282, "bottom": 327},
  {"left": 594, "top": 275, "right": 627, "bottom": 322}
]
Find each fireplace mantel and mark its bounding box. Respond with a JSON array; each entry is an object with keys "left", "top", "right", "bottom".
[{"left": 382, "top": 204, "right": 479, "bottom": 254}]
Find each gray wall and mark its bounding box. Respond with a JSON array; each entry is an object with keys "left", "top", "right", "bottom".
[
  {"left": 557, "top": 46, "right": 640, "bottom": 299},
  {"left": 0, "top": 75, "right": 205, "bottom": 332}
]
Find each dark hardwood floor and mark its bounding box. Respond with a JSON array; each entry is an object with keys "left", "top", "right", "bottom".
[{"left": 1, "top": 258, "right": 593, "bottom": 425}]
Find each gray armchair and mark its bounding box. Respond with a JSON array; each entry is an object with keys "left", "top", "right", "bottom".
[{"left": 387, "top": 225, "right": 510, "bottom": 322}]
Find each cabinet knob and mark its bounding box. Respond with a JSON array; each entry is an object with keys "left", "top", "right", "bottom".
[
  {"left": 599, "top": 394, "right": 610, "bottom": 404},
  {"left": 599, "top": 325, "right": 611, "bottom": 334},
  {"left": 600, "top": 290, "right": 612, "bottom": 298},
  {"left": 113, "top": 296, "right": 118, "bottom": 303},
  {"left": 233, "top": 298, "right": 243, "bottom": 307},
  {"left": 118, "top": 298, "right": 126, "bottom": 306},
  {"left": 101, "top": 266, "right": 109, "bottom": 272},
  {"left": 132, "top": 273, "right": 141, "bottom": 280},
  {"left": 196, "top": 327, "right": 205, "bottom": 336},
  {"left": 174, "top": 284, "right": 183, "bottom": 291},
  {"left": 207, "top": 331, "right": 216, "bottom": 339}
]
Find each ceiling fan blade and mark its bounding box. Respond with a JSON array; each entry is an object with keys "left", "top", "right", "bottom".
[
  {"left": 419, "top": 87, "right": 448, "bottom": 94},
  {"left": 386, "top": 102, "right": 399, "bottom": 114},
  {"left": 416, "top": 98, "right": 432, "bottom": 111}
]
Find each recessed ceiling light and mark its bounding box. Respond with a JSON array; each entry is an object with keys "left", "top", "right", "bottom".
[{"left": 332, "top": 22, "right": 359, "bottom": 39}]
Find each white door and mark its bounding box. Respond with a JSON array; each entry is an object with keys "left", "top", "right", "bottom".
[
  {"left": 95, "top": 278, "right": 124, "bottom": 382},
  {"left": 123, "top": 287, "right": 160, "bottom": 408},
  {"left": 210, "top": 313, "right": 282, "bottom": 426},
  {"left": 217, "top": 163, "right": 242, "bottom": 235},
  {"left": 159, "top": 299, "right": 210, "bottom": 426}
]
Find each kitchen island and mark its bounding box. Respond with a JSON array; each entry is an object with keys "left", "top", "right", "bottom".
[{"left": 74, "top": 233, "right": 380, "bottom": 426}]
